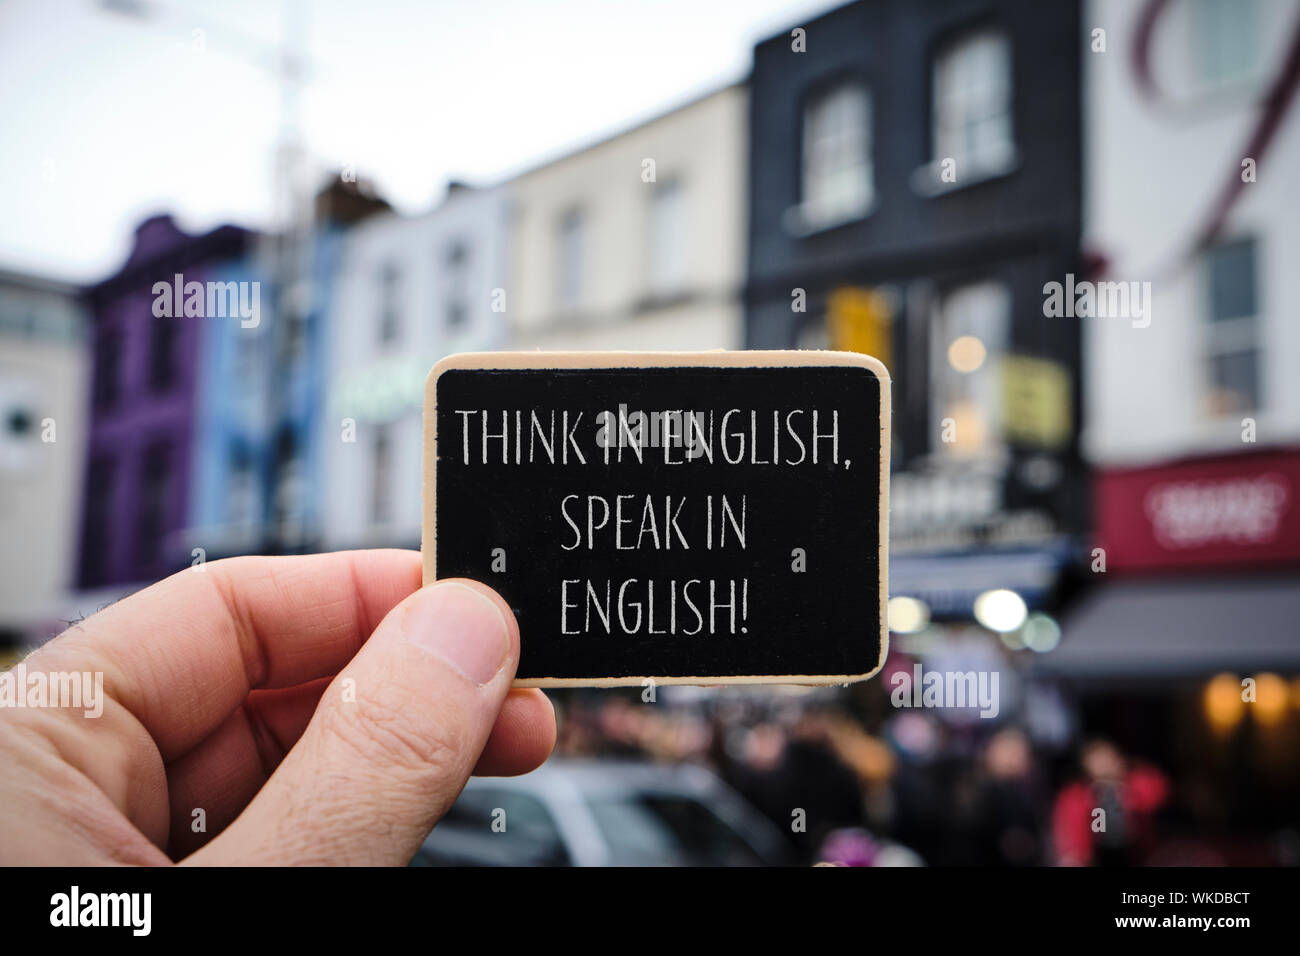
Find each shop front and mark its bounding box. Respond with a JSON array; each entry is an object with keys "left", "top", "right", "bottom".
[{"left": 1035, "top": 448, "right": 1300, "bottom": 861}]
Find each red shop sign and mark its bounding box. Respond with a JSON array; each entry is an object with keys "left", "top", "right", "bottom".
[{"left": 1095, "top": 449, "right": 1300, "bottom": 572}]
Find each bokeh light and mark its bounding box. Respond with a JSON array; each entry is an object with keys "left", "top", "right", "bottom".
[{"left": 973, "top": 589, "right": 1027, "bottom": 633}]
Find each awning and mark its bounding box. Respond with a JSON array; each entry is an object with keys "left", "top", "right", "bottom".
[
  {"left": 890, "top": 541, "right": 1073, "bottom": 618},
  {"left": 1033, "top": 572, "right": 1300, "bottom": 680}
]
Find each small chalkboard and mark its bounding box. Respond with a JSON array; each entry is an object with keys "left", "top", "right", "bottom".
[{"left": 422, "top": 351, "right": 890, "bottom": 687}]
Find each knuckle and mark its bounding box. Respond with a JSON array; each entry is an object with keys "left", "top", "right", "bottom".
[{"left": 321, "top": 695, "right": 465, "bottom": 780}]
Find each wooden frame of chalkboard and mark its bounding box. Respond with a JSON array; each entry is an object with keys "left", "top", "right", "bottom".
[{"left": 423, "top": 350, "right": 891, "bottom": 688}]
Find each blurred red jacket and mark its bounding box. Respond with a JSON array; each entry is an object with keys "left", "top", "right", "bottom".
[{"left": 1051, "top": 764, "right": 1168, "bottom": 866}]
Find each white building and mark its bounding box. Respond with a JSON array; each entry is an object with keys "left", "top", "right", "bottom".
[
  {"left": 320, "top": 185, "right": 509, "bottom": 549},
  {"left": 506, "top": 84, "right": 747, "bottom": 351},
  {"left": 317, "top": 85, "right": 747, "bottom": 549},
  {"left": 0, "top": 269, "right": 86, "bottom": 646},
  {"left": 1044, "top": 0, "right": 1300, "bottom": 685},
  {"left": 1083, "top": 0, "right": 1300, "bottom": 466}
]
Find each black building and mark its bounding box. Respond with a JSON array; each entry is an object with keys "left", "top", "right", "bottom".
[{"left": 746, "top": 0, "right": 1086, "bottom": 621}]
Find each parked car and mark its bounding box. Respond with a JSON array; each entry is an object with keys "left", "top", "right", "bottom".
[{"left": 410, "top": 759, "right": 794, "bottom": 866}]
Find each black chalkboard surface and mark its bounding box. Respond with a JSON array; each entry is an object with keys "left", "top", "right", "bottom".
[{"left": 422, "top": 351, "right": 890, "bottom": 687}]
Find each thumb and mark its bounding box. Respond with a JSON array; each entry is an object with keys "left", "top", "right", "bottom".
[{"left": 184, "top": 579, "right": 519, "bottom": 866}]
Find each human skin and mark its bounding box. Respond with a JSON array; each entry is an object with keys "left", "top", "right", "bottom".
[{"left": 0, "top": 549, "right": 555, "bottom": 865}]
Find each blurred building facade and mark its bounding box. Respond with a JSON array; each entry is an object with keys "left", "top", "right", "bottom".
[
  {"left": 746, "top": 0, "right": 1085, "bottom": 644},
  {"left": 261, "top": 176, "right": 393, "bottom": 555},
  {"left": 506, "top": 84, "right": 747, "bottom": 350},
  {"left": 51, "top": 87, "right": 753, "bottom": 603},
  {"left": 1082, "top": 0, "right": 1300, "bottom": 465},
  {"left": 0, "top": 269, "right": 86, "bottom": 647},
  {"left": 320, "top": 183, "right": 508, "bottom": 550},
  {"left": 78, "top": 215, "right": 256, "bottom": 590},
  {"left": 185, "top": 248, "right": 273, "bottom": 563},
  {"left": 1040, "top": 0, "right": 1300, "bottom": 848}
]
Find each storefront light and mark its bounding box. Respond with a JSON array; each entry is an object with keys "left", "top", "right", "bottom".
[
  {"left": 1253, "top": 673, "right": 1288, "bottom": 727},
  {"left": 888, "top": 595, "right": 930, "bottom": 634},
  {"left": 1204, "top": 673, "right": 1245, "bottom": 734},
  {"left": 947, "top": 335, "right": 987, "bottom": 373},
  {"left": 973, "top": 588, "right": 1027, "bottom": 633},
  {"left": 1022, "top": 612, "right": 1061, "bottom": 653}
]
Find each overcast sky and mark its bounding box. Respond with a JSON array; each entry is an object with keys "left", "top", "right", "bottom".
[{"left": 0, "top": 0, "right": 835, "bottom": 283}]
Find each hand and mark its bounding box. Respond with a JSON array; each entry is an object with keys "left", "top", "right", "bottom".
[{"left": 0, "top": 550, "right": 555, "bottom": 865}]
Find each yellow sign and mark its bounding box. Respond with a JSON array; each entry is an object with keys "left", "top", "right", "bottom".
[
  {"left": 828, "top": 287, "right": 892, "bottom": 372},
  {"left": 1001, "top": 354, "right": 1071, "bottom": 449}
]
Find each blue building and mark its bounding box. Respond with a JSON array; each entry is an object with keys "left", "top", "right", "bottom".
[
  {"left": 187, "top": 249, "right": 273, "bottom": 560},
  {"left": 140, "top": 176, "right": 391, "bottom": 566},
  {"left": 269, "top": 175, "right": 393, "bottom": 553}
]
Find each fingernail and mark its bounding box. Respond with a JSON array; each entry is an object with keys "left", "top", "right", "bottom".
[{"left": 405, "top": 582, "right": 512, "bottom": 685}]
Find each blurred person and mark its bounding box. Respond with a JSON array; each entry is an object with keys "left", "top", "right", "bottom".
[
  {"left": 819, "top": 712, "right": 898, "bottom": 832},
  {"left": 725, "top": 719, "right": 864, "bottom": 863},
  {"left": 970, "top": 728, "right": 1045, "bottom": 866},
  {"left": 594, "top": 696, "right": 648, "bottom": 757},
  {"left": 885, "top": 712, "right": 951, "bottom": 864},
  {"left": 742, "top": 721, "right": 786, "bottom": 772},
  {"left": 657, "top": 713, "right": 713, "bottom": 764},
  {"left": 0, "top": 551, "right": 555, "bottom": 865},
  {"left": 553, "top": 697, "right": 608, "bottom": 757},
  {"left": 1051, "top": 738, "right": 1169, "bottom": 867}
]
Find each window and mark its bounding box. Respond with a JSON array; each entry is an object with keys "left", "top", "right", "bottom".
[
  {"left": 1, "top": 400, "right": 34, "bottom": 462},
  {"left": 280, "top": 311, "right": 308, "bottom": 364},
  {"left": 273, "top": 427, "right": 305, "bottom": 546},
  {"left": 1202, "top": 237, "right": 1261, "bottom": 415},
  {"left": 371, "top": 423, "right": 392, "bottom": 525},
  {"left": 277, "top": 279, "right": 312, "bottom": 364},
  {"left": 933, "top": 28, "right": 1014, "bottom": 177},
  {"left": 556, "top": 207, "right": 585, "bottom": 312},
  {"left": 648, "top": 178, "right": 687, "bottom": 295},
  {"left": 931, "top": 282, "right": 1010, "bottom": 457},
  {"left": 1192, "top": 0, "right": 1257, "bottom": 87},
  {"left": 234, "top": 325, "right": 260, "bottom": 383},
  {"left": 137, "top": 441, "right": 172, "bottom": 567},
  {"left": 92, "top": 330, "right": 121, "bottom": 410},
  {"left": 444, "top": 242, "right": 470, "bottom": 331},
  {"left": 148, "top": 315, "right": 178, "bottom": 391},
  {"left": 802, "top": 83, "right": 872, "bottom": 229},
  {"left": 377, "top": 262, "right": 402, "bottom": 344},
  {"left": 226, "top": 443, "right": 258, "bottom": 533},
  {"left": 79, "top": 456, "right": 115, "bottom": 586},
  {"left": 0, "top": 375, "right": 41, "bottom": 473}
]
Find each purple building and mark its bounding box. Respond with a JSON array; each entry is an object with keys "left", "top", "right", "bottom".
[{"left": 78, "top": 215, "right": 254, "bottom": 588}]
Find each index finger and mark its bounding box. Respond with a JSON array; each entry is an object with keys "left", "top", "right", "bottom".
[{"left": 39, "top": 549, "right": 422, "bottom": 760}]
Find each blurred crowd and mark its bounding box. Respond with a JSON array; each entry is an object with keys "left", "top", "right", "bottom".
[{"left": 551, "top": 671, "right": 1297, "bottom": 867}]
